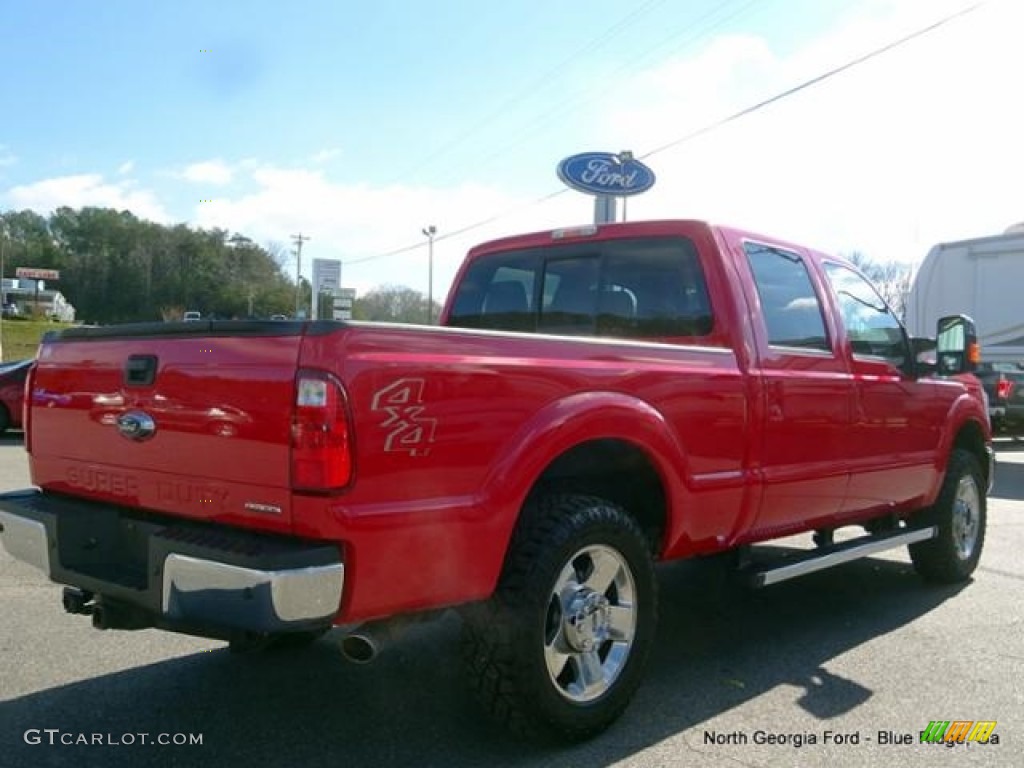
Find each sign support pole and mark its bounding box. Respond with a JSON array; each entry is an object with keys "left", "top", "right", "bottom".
[{"left": 593, "top": 196, "right": 617, "bottom": 225}]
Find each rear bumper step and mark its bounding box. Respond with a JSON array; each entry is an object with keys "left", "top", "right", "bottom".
[
  {"left": 745, "top": 526, "right": 938, "bottom": 588},
  {"left": 0, "top": 490, "right": 344, "bottom": 637}
]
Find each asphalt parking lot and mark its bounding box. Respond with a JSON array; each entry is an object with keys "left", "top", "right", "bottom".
[{"left": 1, "top": 434, "right": 1021, "bottom": 768}]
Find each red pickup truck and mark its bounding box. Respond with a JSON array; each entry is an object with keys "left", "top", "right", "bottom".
[{"left": 0, "top": 219, "right": 994, "bottom": 740}]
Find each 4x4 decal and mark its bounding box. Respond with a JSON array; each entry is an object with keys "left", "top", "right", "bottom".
[{"left": 370, "top": 378, "right": 438, "bottom": 456}]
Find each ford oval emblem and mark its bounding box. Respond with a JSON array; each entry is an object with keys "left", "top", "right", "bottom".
[
  {"left": 116, "top": 410, "right": 157, "bottom": 441},
  {"left": 557, "top": 152, "right": 656, "bottom": 197}
]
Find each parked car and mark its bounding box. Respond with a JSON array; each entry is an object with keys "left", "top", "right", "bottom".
[
  {"left": 0, "top": 359, "right": 32, "bottom": 434},
  {"left": 976, "top": 361, "right": 1024, "bottom": 437},
  {"left": 183, "top": 311, "right": 201, "bottom": 322}
]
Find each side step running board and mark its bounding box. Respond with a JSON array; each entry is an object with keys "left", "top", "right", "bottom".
[{"left": 746, "top": 526, "right": 937, "bottom": 588}]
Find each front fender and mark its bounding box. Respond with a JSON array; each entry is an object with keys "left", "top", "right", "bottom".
[{"left": 927, "top": 387, "right": 992, "bottom": 505}]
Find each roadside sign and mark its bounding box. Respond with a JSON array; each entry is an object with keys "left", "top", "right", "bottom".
[
  {"left": 16, "top": 267, "right": 60, "bottom": 281},
  {"left": 556, "top": 151, "right": 656, "bottom": 197}
]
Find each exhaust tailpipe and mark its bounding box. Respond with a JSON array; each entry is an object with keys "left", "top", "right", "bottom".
[
  {"left": 91, "top": 600, "right": 152, "bottom": 631},
  {"left": 338, "top": 612, "right": 438, "bottom": 664},
  {"left": 63, "top": 587, "right": 95, "bottom": 615},
  {"left": 340, "top": 632, "right": 379, "bottom": 664},
  {"left": 92, "top": 603, "right": 112, "bottom": 630}
]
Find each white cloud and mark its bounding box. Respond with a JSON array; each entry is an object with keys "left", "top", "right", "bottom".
[
  {"left": 7, "top": 0, "right": 1019, "bottom": 305},
  {"left": 310, "top": 148, "right": 342, "bottom": 164},
  {"left": 192, "top": 164, "right": 588, "bottom": 296},
  {"left": 589, "top": 0, "right": 1024, "bottom": 264},
  {"left": 262, "top": 0, "right": 1019, "bottom": 296},
  {"left": 181, "top": 159, "right": 233, "bottom": 185},
  {"left": 6, "top": 174, "right": 170, "bottom": 222},
  {"left": 117, "top": 161, "right": 134, "bottom": 175}
]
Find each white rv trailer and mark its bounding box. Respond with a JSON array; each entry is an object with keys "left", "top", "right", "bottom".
[{"left": 905, "top": 229, "right": 1024, "bottom": 363}]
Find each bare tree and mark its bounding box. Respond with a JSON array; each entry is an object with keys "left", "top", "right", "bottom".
[
  {"left": 845, "top": 251, "right": 914, "bottom": 320},
  {"left": 263, "top": 240, "right": 291, "bottom": 274}
]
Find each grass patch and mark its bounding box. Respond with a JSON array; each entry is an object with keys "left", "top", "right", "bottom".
[{"left": 1, "top": 318, "right": 74, "bottom": 362}]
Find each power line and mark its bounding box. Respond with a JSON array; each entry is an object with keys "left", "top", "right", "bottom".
[
  {"left": 425, "top": 0, "right": 764, "bottom": 190},
  {"left": 640, "top": 1, "right": 987, "bottom": 160},
  {"left": 343, "top": 186, "right": 571, "bottom": 267},
  {"left": 344, "top": 239, "right": 424, "bottom": 266},
  {"left": 345, "top": 1, "right": 987, "bottom": 269},
  {"left": 381, "top": 0, "right": 670, "bottom": 187}
]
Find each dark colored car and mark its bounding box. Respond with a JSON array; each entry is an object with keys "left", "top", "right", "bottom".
[
  {"left": 976, "top": 361, "right": 1024, "bottom": 437},
  {"left": 0, "top": 359, "right": 32, "bottom": 434}
]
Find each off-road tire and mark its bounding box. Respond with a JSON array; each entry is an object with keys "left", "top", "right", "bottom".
[
  {"left": 462, "top": 494, "right": 657, "bottom": 742},
  {"left": 909, "top": 449, "right": 986, "bottom": 584}
]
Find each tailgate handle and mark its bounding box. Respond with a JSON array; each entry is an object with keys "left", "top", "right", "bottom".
[{"left": 125, "top": 355, "right": 158, "bottom": 387}]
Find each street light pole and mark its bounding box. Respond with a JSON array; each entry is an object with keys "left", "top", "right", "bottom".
[
  {"left": 422, "top": 225, "right": 436, "bottom": 324},
  {"left": 291, "top": 232, "right": 310, "bottom": 318}
]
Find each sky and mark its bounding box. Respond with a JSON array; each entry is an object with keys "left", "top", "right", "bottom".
[{"left": 1, "top": 0, "right": 1022, "bottom": 302}]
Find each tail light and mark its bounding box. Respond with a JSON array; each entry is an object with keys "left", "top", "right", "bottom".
[
  {"left": 996, "top": 377, "right": 1014, "bottom": 401},
  {"left": 291, "top": 369, "right": 353, "bottom": 492}
]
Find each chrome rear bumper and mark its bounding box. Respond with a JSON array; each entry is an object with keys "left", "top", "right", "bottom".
[
  {"left": 161, "top": 553, "right": 343, "bottom": 626},
  {"left": 0, "top": 490, "right": 343, "bottom": 635}
]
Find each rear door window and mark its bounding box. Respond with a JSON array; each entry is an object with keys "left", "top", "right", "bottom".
[{"left": 744, "top": 243, "right": 831, "bottom": 352}]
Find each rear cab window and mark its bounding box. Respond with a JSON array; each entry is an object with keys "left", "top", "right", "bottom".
[{"left": 447, "top": 237, "right": 716, "bottom": 342}]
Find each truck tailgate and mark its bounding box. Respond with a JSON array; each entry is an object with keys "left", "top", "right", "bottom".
[{"left": 29, "top": 323, "right": 305, "bottom": 533}]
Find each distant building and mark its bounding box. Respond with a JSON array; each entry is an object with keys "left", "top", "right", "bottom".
[{"left": 1, "top": 278, "right": 76, "bottom": 322}]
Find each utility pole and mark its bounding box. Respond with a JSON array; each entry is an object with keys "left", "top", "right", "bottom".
[
  {"left": 292, "top": 232, "right": 310, "bottom": 318},
  {"left": 421, "top": 225, "right": 436, "bottom": 324}
]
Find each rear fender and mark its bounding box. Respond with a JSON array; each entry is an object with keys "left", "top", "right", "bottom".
[{"left": 477, "top": 391, "right": 691, "bottom": 590}]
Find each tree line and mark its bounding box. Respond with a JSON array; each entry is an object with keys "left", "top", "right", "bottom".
[
  {"left": 0, "top": 207, "right": 306, "bottom": 324},
  {"left": 1, "top": 206, "right": 911, "bottom": 326},
  {"left": 0, "top": 206, "right": 444, "bottom": 325}
]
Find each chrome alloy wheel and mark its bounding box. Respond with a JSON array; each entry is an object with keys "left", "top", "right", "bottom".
[
  {"left": 952, "top": 474, "right": 981, "bottom": 561},
  {"left": 543, "top": 544, "right": 637, "bottom": 703}
]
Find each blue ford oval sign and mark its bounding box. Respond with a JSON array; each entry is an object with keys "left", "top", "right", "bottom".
[{"left": 557, "top": 152, "right": 656, "bottom": 197}]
